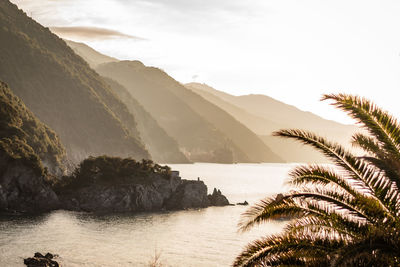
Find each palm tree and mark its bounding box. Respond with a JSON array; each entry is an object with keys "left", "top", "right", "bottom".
[{"left": 234, "top": 94, "right": 400, "bottom": 267}]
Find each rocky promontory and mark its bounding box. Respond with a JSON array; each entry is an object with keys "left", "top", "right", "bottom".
[
  {"left": 0, "top": 153, "right": 230, "bottom": 214},
  {"left": 58, "top": 167, "right": 229, "bottom": 212},
  {"left": 28, "top": 156, "right": 229, "bottom": 214},
  {"left": 0, "top": 140, "right": 60, "bottom": 214}
]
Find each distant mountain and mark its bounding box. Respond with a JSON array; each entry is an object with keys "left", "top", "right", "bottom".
[
  {"left": 64, "top": 40, "right": 190, "bottom": 163},
  {"left": 186, "top": 83, "right": 358, "bottom": 163},
  {"left": 96, "top": 61, "right": 283, "bottom": 163},
  {"left": 102, "top": 77, "right": 190, "bottom": 163},
  {"left": 258, "top": 135, "right": 329, "bottom": 163},
  {"left": 0, "top": 81, "right": 66, "bottom": 175},
  {"left": 0, "top": 1, "right": 149, "bottom": 163},
  {"left": 186, "top": 84, "right": 285, "bottom": 135},
  {"left": 65, "top": 40, "right": 118, "bottom": 68}
]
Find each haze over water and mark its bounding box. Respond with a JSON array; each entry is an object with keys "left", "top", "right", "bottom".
[{"left": 0, "top": 163, "right": 294, "bottom": 266}]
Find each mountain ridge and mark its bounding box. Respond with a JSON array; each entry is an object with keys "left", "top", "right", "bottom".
[
  {"left": 186, "top": 82, "right": 358, "bottom": 163},
  {"left": 96, "top": 61, "right": 283, "bottom": 163},
  {"left": 0, "top": 0, "right": 149, "bottom": 163}
]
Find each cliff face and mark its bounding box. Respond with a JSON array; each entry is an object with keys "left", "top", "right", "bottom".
[
  {"left": 59, "top": 170, "right": 229, "bottom": 212},
  {"left": 0, "top": 152, "right": 228, "bottom": 213},
  {"left": 0, "top": 1, "right": 149, "bottom": 163},
  {"left": 0, "top": 158, "right": 59, "bottom": 213},
  {"left": 0, "top": 81, "right": 63, "bottom": 213},
  {"left": 60, "top": 172, "right": 182, "bottom": 212},
  {"left": 0, "top": 137, "right": 59, "bottom": 213},
  {"left": 165, "top": 180, "right": 210, "bottom": 210}
]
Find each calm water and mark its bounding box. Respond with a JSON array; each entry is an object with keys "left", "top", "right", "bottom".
[{"left": 0, "top": 163, "right": 296, "bottom": 266}]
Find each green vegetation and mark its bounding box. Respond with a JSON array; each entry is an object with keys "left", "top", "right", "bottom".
[
  {"left": 58, "top": 156, "right": 172, "bottom": 190},
  {"left": 0, "top": 1, "right": 149, "bottom": 163},
  {"left": 0, "top": 81, "right": 65, "bottom": 175},
  {"left": 0, "top": 137, "right": 45, "bottom": 177},
  {"left": 235, "top": 94, "right": 400, "bottom": 266}
]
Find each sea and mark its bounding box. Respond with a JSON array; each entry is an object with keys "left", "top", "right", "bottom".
[{"left": 0, "top": 163, "right": 298, "bottom": 266}]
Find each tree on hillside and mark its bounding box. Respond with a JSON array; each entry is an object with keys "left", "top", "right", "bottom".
[{"left": 234, "top": 94, "right": 400, "bottom": 266}]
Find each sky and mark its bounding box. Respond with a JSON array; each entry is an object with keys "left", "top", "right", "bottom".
[{"left": 10, "top": 0, "right": 400, "bottom": 124}]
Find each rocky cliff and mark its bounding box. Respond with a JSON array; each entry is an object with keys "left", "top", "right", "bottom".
[
  {"left": 58, "top": 168, "right": 229, "bottom": 213},
  {"left": 0, "top": 139, "right": 59, "bottom": 213},
  {"left": 0, "top": 81, "right": 62, "bottom": 213}
]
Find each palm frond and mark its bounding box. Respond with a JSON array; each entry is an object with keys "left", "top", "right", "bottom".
[
  {"left": 274, "top": 129, "right": 395, "bottom": 218},
  {"left": 238, "top": 187, "right": 371, "bottom": 233},
  {"left": 238, "top": 195, "right": 304, "bottom": 232},
  {"left": 322, "top": 93, "right": 400, "bottom": 160},
  {"left": 289, "top": 164, "right": 364, "bottom": 198},
  {"left": 351, "top": 133, "right": 381, "bottom": 156},
  {"left": 233, "top": 234, "right": 343, "bottom": 267},
  {"left": 353, "top": 132, "right": 400, "bottom": 192}
]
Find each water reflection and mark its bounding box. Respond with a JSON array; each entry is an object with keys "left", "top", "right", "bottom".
[{"left": 0, "top": 163, "right": 291, "bottom": 266}]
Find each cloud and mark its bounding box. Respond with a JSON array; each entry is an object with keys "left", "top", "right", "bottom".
[{"left": 50, "top": 26, "right": 145, "bottom": 41}]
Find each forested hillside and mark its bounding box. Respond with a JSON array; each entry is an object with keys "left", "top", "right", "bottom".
[
  {"left": 0, "top": 81, "right": 66, "bottom": 175},
  {"left": 0, "top": 1, "right": 149, "bottom": 163}
]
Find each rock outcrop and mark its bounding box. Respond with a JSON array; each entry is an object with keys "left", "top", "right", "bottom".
[
  {"left": 165, "top": 180, "right": 210, "bottom": 210},
  {"left": 24, "top": 252, "right": 59, "bottom": 267},
  {"left": 0, "top": 160, "right": 59, "bottom": 213},
  {"left": 0, "top": 137, "right": 60, "bottom": 214},
  {"left": 59, "top": 173, "right": 181, "bottom": 212},
  {"left": 59, "top": 170, "right": 229, "bottom": 212},
  {"left": 208, "top": 188, "right": 230, "bottom": 206}
]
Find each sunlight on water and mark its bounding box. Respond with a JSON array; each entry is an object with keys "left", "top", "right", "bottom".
[
  {"left": 169, "top": 163, "right": 297, "bottom": 203},
  {"left": 0, "top": 163, "right": 296, "bottom": 266}
]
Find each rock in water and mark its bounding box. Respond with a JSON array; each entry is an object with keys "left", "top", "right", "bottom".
[
  {"left": 24, "top": 252, "right": 59, "bottom": 267},
  {"left": 208, "top": 188, "right": 230, "bottom": 206}
]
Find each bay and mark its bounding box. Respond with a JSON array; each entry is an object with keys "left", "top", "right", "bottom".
[{"left": 0, "top": 163, "right": 296, "bottom": 266}]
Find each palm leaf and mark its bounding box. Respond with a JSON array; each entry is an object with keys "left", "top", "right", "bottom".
[{"left": 322, "top": 94, "right": 400, "bottom": 160}]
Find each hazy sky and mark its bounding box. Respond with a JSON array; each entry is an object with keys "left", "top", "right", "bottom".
[{"left": 11, "top": 0, "right": 400, "bottom": 124}]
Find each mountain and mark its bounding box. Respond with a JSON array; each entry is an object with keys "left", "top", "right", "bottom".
[
  {"left": 0, "top": 81, "right": 66, "bottom": 174},
  {"left": 0, "top": 1, "right": 149, "bottom": 163},
  {"left": 186, "top": 85, "right": 285, "bottom": 135},
  {"left": 102, "top": 77, "right": 189, "bottom": 163},
  {"left": 96, "top": 61, "right": 283, "bottom": 163},
  {"left": 186, "top": 83, "right": 358, "bottom": 163},
  {"left": 64, "top": 40, "right": 118, "bottom": 68},
  {"left": 0, "top": 81, "right": 63, "bottom": 212},
  {"left": 258, "top": 135, "right": 329, "bottom": 163},
  {"left": 63, "top": 40, "right": 190, "bottom": 163}
]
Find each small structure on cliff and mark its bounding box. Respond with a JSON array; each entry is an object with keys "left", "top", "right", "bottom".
[
  {"left": 55, "top": 156, "right": 230, "bottom": 213},
  {"left": 1, "top": 155, "right": 230, "bottom": 214}
]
